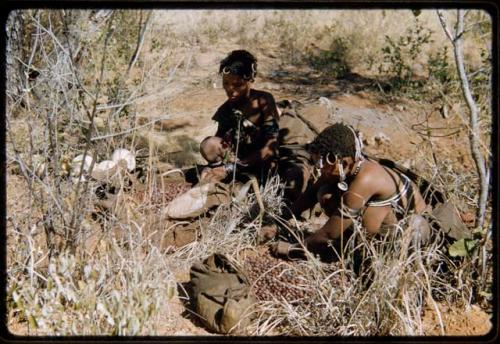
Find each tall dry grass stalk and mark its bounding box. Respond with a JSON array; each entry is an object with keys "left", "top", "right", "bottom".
[
  {"left": 169, "top": 176, "right": 286, "bottom": 271},
  {"left": 7, "top": 223, "right": 178, "bottom": 335},
  {"left": 6, "top": 9, "right": 186, "bottom": 335}
]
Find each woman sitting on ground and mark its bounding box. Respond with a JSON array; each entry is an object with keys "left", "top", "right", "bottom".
[
  {"left": 272, "top": 122, "right": 429, "bottom": 258},
  {"left": 199, "top": 50, "right": 280, "bottom": 184},
  {"left": 199, "top": 49, "right": 308, "bottom": 202}
]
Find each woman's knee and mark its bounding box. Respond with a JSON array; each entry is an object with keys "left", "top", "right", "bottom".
[
  {"left": 200, "top": 136, "right": 224, "bottom": 163},
  {"left": 282, "top": 164, "right": 309, "bottom": 201},
  {"left": 317, "top": 185, "right": 335, "bottom": 202},
  {"left": 362, "top": 206, "right": 394, "bottom": 234}
]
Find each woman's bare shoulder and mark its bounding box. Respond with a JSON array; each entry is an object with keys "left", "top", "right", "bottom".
[
  {"left": 345, "top": 161, "right": 386, "bottom": 205},
  {"left": 351, "top": 160, "right": 388, "bottom": 190},
  {"left": 356, "top": 159, "right": 404, "bottom": 197},
  {"left": 358, "top": 159, "right": 384, "bottom": 178},
  {"left": 251, "top": 89, "right": 276, "bottom": 102}
]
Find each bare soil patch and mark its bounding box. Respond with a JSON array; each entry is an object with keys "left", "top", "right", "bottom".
[{"left": 422, "top": 303, "right": 492, "bottom": 336}]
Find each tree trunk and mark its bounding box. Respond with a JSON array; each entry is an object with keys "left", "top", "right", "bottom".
[
  {"left": 437, "top": 10, "right": 490, "bottom": 228},
  {"left": 452, "top": 11, "right": 489, "bottom": 228},
  {"left": 6, "top": 10, "right": 26, "bottom": 111}
]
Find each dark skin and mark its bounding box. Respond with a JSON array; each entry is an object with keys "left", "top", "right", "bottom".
[
  {"left": 275, "top": 154, "right": 427, "bottom": 257},
  {"left": 201, "top": 73, "right": 279, "bottom": 182}
]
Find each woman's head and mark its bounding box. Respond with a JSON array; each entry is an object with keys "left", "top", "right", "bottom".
[
  {"left": 307, "top": 123, "right": 364, "bottom": 181},
  {"left": 219, "top": 50, "right": 257, "bottom": 81},
  {"left": 307, "top": 123, "right": 358, "bottom": 162},
  {"left": 219, "top": 50, "right": 257, "bottom": 103}
]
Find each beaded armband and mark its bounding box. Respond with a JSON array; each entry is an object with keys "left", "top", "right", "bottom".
[{"left": 339, "top": 205, "right": 362, "bottom": 219}]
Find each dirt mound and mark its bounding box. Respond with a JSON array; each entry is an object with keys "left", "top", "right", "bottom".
[{"left": 422, "top": 303, "right": 492, "bottom": 335}]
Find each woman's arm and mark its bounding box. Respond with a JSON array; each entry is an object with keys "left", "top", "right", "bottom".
[
  {"left": 239, "top": 93, "right": 280, "bottom": 166},
  {"left": 304, "top": 173, "right": 377, "bottom": 253},
  {"left": 304, "top": 211, "right": 354, "bottom": 253},
  {"left": 214, "top": 113, "right": 232, "bottom": 140},
  {"left": 286, "top": 176, "right": 328, "bottom": 219},
  {"left": 238, "top": 137, "right": 277, "bottom": 165}
]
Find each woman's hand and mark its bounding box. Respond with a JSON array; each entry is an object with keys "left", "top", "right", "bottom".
[
  {"left": 270, "top": 241, "right": 305, "bottom": 260},
  {"left": 257, "top": 224, "right": 278, "bottom": 243}
]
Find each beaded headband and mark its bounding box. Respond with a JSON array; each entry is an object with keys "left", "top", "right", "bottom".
[{"left": 221, "top": 63, "right": 256, "bottom": 80}]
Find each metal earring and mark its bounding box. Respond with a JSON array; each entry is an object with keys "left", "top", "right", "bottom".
[
  {"left": 337, "top": 160, "right": 348, "bottom": 191},
  {"left": 325, "top": 153, "right": 335, "bottom": 165}
]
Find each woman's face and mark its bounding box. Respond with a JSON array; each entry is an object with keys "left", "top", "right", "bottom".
[{"left": 222, "top": 73, "right": 251, "bottom": 103}]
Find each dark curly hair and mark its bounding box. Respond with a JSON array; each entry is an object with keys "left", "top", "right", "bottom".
[
  {"left": 307, "top": 123, "right": 357, "bottom": 159},
  {"left": 219, "top": 50, "right": 257, "bottom": 81}
]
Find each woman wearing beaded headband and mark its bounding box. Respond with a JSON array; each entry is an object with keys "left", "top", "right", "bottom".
[
  {"left": 199, "top": 50, "right": 279, "bottom": 184},
  {"left": 272, "top": 122, "right": 428, "bottom": 259},
  {"left": 199, "top": 50, "right": 309, "bottom": 204}
]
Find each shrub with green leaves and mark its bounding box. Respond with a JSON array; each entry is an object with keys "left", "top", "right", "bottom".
[
  {"left": 379, "top": 18, "right": 433, "bottom": 94},
  {"left": 428, "top": 46, "right": 454, "bottom": 85}
]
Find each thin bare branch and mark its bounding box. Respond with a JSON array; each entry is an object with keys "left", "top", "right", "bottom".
[
  {"left": 437, "top": 9, "right": 490, "bottom": 228},
  {"left": 126, "top": 11, "right": 153, "bottom": 76},
  {"left": 90, "top": 114, "right": 170, "bottom": 141},
  {"left": 436, "top": 10, "right": 454, "bottom": 42}
]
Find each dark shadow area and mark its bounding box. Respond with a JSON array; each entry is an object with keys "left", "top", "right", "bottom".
[
  {"left": 336, "top": 72, "right": 383, "bottom": 92},
  {"left": 155, "top": 118, "right": 193, "bottom": 132},
  {"left": 177, "top": 281, "right": 215, "bottom": 333},
  {"left": 263, "top": 44, "right": 394, "bottom": 98},
  {"left": 266, "top": 67, "right": 383, "bottom": 97},
  {"left": 183, "top": 165, "right": 204, "bottom": 185}
]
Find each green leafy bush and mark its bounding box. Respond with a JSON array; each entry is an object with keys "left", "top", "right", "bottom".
[
  {"left": 428, "top": 46, "right": 453, "bottom": 85},
  {"left": 379, "top": 18, "right": 433, "bottom": 93}
]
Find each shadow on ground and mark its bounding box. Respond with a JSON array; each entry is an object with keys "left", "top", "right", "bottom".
[
  {"left": 177, "top": 281, "right": 217, "bottom": 334},
  {"left": 266, "top": 67, "right": 382, "bottom": 97}
]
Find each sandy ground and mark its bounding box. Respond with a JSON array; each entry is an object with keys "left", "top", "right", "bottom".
[{"left": 422, "top": 303, "right": 492, "bottom": 335}]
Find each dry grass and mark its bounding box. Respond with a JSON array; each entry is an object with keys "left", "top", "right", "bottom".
[
  {"left": 7, "top": 229, "right": 178, "bottom": 335},
  {"left": 147, "top": 9, "right": 488, "bottom": 75},
  {"left": 241, "top": 183, "right": 454, "bottom": 336}
]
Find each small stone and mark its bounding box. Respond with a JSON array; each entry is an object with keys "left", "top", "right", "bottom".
[{"left": 374, "top": 132, "right": 390, "bottom": 145}]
